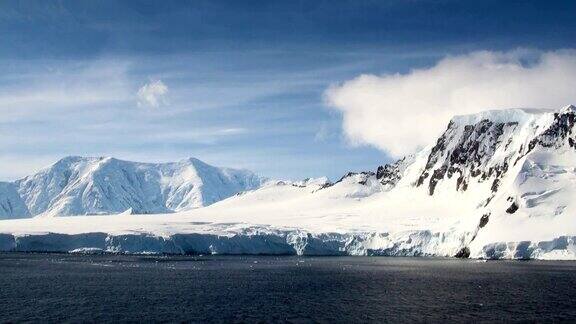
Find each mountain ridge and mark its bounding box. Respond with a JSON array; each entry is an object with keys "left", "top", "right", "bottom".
[{"left": 0, "top": 156, "right": 265, "bottom": 219}]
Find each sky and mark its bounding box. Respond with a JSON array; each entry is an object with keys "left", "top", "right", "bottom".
[{"left": 1, "top": 0, "right": 576, "bottom": 181}]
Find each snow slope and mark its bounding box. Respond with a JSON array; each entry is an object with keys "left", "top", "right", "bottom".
[
  {"left": 2, "top": 105, "right": 576, "bottom": 259},
  {"left": 0, "top": 182, "right": 30, "bottom": 219},
  {"left": 5, "top": 157, "right": 264, "bottom": 217}
]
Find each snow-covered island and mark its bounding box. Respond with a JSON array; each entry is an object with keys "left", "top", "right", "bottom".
[{"left": 2, "top": 105, "right": 576, "bottom": 259}]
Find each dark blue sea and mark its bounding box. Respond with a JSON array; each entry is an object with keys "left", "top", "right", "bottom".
[{"left": 1, "top": 253, "right": 576, "bottom": 323}]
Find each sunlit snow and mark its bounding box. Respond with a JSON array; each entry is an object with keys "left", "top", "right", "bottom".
[{"left": 2, "top": 106, "right": 576, "bottom": 259}]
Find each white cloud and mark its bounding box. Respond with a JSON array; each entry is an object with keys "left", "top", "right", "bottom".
[
  {"left": 137, "top": 79, "right": 168, "bottom": 108},
  {"left": 0, "top": 60, "right": 132, "bottom": 121},
  {"left": 325, "top": 49, "right": 576, "bottom": 157},
  {"left": 314, "top": 123, "right": 329, "bottom": 142}
]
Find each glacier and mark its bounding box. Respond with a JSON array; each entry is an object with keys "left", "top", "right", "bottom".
[{"left": 2, "top": 105, "right": 576, "bottom": 259}]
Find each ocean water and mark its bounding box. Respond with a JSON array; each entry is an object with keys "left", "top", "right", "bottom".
[{"left": 1, "top": 253, "right": 576, "bottom": 322}]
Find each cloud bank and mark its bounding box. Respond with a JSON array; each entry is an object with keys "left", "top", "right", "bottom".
[
  {"left": 137, "top": 79, "right": 168, "bottom": 108},
  {"left": 325, "top": 50, "right": 576, "bottom": 157}
]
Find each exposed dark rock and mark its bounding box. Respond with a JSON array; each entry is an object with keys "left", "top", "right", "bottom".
[
  {"left": 491, "top": 178, "right": 500, "bottom": 193},
  {"left": 317, "top": 183, "right": 333, "bottom": 190},
  {"left": 316, "top": 171, "right": 374, "bottom": 191},
  {"left": 376, "top": 156, "right": 411, "bottom": 189},
  {"left": 428, "top": 166, "right": 448, "bottom": 195},
  {"left": 455, "top": 247, "right": 470, "bottom": 258},
  {"left": 518, "top": 110, "right": 576, "bottom": 162},
  {"left": 416, "top": 171, "right": 428, "bottom": 186},
  {"left": 416, "top": 118, "right": 517, "bottom": 196},
  {"left": 376, "top": 165, "right": 386, "bottom": 179},
  {"left": 376, "top": 164, "right": 399, "bottom": 186},
  {"left": 506, "top": 202, "right": 519, "bottom": 214},
  {"left": 535, "top": 112, "right": 575, "bottom": 148},
  {"left": 479, "top": 213, "right": 490, "bottom": 228},
  {"left": 456, "top": 176, "right": 468, "bottom": 191}
]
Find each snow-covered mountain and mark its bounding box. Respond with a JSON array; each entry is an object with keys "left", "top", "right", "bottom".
[
  {"left": 2, "top": 105, "right": 576, "bottom": 259},
  {"left": 0, "top": 182, "right": 30, "bottom": 219},
  {"left": 3, "top": 156, "right": 265, "bottom": 218}
]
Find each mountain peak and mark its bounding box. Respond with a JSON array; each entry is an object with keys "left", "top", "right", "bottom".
[
  {"left": 449, "top": 105, "right": 576, "bottom": 128},
  {"left": 450, "top": 108, "right": 549, "bottom": 127},
  {"left": 560, "top": 104, "right": 576, "bottom": 114},
  {"left": 54, "top": 155, "right": 110, "bottom": 166},
  {"left": 180, "top": 157, "right": 207, "bottom": 166},
  {"left": 414, "top": 104, "right": 576, "bottom": 198}
]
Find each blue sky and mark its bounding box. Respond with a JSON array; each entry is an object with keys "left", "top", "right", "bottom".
[{"left": 1, "top": 0, "right": 576, "bottom": 181}]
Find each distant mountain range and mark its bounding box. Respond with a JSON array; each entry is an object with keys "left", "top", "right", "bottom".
[{"left": 0, "top": 156, "right": 265, "bottom": 218}]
